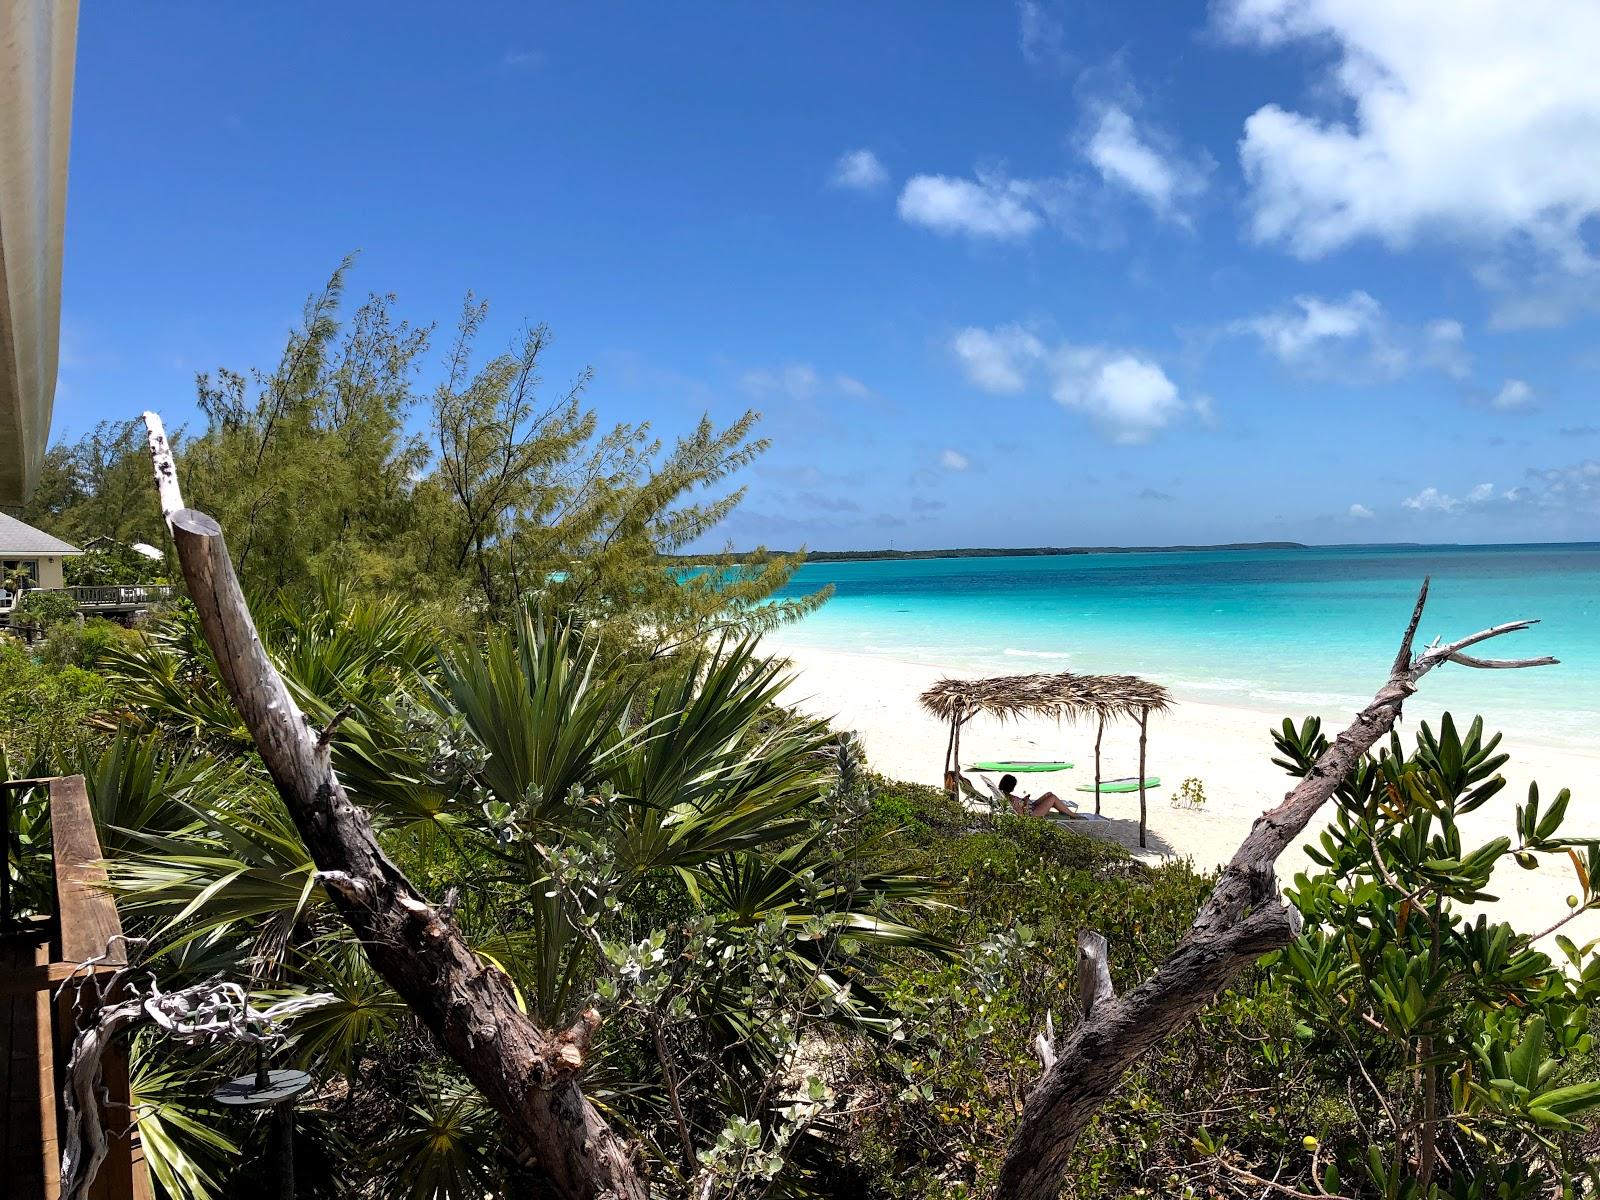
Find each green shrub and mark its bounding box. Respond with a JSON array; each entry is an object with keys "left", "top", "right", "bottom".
[
  {"left": 839, "top": 779, "right": 1216, "bottom": 1194},
  {"left": 40, "top": 617, "right": 135, "bottom": 670},
  {"left": 0, "top": 638, "right": 110, "bottom": 764},
  {"left": 12, "top": 588, "right": 80, "bottom": 629}
]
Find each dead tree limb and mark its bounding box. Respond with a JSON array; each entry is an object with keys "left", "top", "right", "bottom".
[
  {"left": 141, "top": 412, "right": 647, "bottom": 1200},
  {"left": 996, "top": 578, "right": 1556, "bottom": 1198},
  {"left": 59, "top": 939, "right": 331, "bottom": 1200}
]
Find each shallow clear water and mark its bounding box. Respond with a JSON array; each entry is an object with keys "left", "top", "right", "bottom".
[{"left": 770, "top": 544, "right": 1600, "bottom": 749}]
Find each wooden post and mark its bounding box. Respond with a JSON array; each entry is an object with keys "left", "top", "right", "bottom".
[
  {"left": 942, "top": 715, "right": 958, "bottom": 797},
  {"left": 1136, "top": 707, "right": 1148, "bottom": 849},
  {"left": 951, "top": 707, "right": 964, "bottom": 789},
  {"left": 1093, "top": 715, "right": 1104, "bottom": 816}
]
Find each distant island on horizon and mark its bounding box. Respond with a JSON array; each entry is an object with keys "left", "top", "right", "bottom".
[
  {"left": 702, "top": 541, "right": 1311, "bottom": 564},
  {"left": 682, "top": 539, "right": 1600, "bottom": 566}
]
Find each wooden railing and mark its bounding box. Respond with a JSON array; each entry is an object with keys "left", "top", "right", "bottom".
[
  {"left": 0, "top": 776, "right": 152, "bottom": 1200},
  {"left": 66, "top": 585, "right": 177, "bottom": 609},
  {"left": 0, "top": 584, "right": 177, "bottom": 614}
]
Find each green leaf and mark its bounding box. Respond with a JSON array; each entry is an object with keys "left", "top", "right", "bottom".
[{"left": 1530, "top": 1079, "right": 1600, "bottom": 1118}]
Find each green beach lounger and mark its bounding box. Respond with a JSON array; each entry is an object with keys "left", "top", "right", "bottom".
[
  {"left": 968, "top": 760, "right": 1074, "bottom": 773},
  {"left": 1075, "top": 776, "right": 1160, "bottom": 794}
]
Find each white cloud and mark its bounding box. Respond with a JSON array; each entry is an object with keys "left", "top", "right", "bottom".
[
  {"left": 898, "top": 171, "right": 1043, "bottom": 240},
  {"left": 951, "top": 325, "right": 1045, "bottom": 393},
  {"left": 1018, "top": 0, "right": 1068, "bottom": 67},
  {"left": 834, "top": 374, "right": 874, "bottom": 399},
  {"left": 951, "top": 325, "right": 1190, "bottom": 443},
  {"left": 1521, "top": 459, "right": 1600, "bottom": 510},
  {"left": 940, "top": 448, "right": 970, "bottom": 471},
  {"left": 1239, "top": 291, "right": 1381, "bottom": 362},
  {"left": 1402, "top": 481, "right": 1501, "bottom": 514},
  {"left": 831, "top": 148, "right": 889, "bottom": 192},
  {"left": 739, "top": 363, "right": 819, "bottom": 402},
  {"left": 1085, "top": 106, "right": 1207, "bottom": 223},
  {"left": 740, "top": 363, "right": 879, "bottom": 404},
  {"left": 1349, "top": 503, "right": 1374, "bottom": 519},
  {"left": 1491, "top": 379, "right": 1535, "bottom": 410},
  {"left": 1230, "top": 290, "right": 1470, "bottom": 381},
  {"left": 1217, "top": 0, "right": 1600, "bottom": 323},
  {"left": 1403, "top": 460, "right": 1600, "bottom": 518},
  {"left": 1051, "top": 349, "right": 1185, "bottom": 445},
  {"left": 1420, "top": 319, "right": 1470, "bottom": 378}
]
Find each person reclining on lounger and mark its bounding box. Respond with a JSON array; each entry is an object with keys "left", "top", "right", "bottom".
[{"left": 998, "top": 773, "right": 1076, "bottom": 818}]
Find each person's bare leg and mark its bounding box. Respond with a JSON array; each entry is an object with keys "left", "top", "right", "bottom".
[{"left": 1032, "top": 792, "right": 1075, "bottom": 816}]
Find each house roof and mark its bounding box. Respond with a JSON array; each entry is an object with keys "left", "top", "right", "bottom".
[
  {"left": 0, "top": 511, "right": 79, "bottom": 555},
  {"left": 919, "top": 671, "right": 1172, "bottom": 725}
]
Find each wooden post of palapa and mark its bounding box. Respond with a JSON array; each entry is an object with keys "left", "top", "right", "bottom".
[
  {"left": 1136, "top": 707, "right": 1148, "bottom": 848},
  {"left": 1093, "top": 715, "right": 1104, "bottom": 815}
]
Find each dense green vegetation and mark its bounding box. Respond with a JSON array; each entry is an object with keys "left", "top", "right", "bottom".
[
  {"left": 6, "top": 263, "right": 1599, "bottom": 1197},
  {"left": 10, "top": 596, "right": 1599, "bottom": 1196},
  {"left": 20, "top": 261, "right": 824, "bottom": 651}
]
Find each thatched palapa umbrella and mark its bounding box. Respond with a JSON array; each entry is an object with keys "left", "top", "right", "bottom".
[{"left": 919, "top": 671, "right": 1172, "bottom": 847}]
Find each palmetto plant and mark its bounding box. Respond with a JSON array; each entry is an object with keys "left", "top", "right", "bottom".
[
  {"left": 128, "top": 1035, "right": 239, "bottom": 1200},
  {"left": 101, "top": 577, "right": 442, "bottom": 747},
  {"left": 76, "top": 730, "right": 239, "bottom": 856},
  {"left": 98, "top": 595, "right": 946, "bottom": 1196}
]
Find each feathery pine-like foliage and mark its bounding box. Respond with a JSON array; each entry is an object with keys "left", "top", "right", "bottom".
[
  {"left": 20, "top": 260, "right": 822, "bottom": 648},
  {"left": 17, "top": 417, "right": 166, "bottom": 548}
]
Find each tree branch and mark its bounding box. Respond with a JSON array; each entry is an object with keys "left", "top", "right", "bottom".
[
  {"left": 995, "top": 579, "right": 1553, "bottom": 1198},
  {"left": 141, "top": 411, "right": 646, "bottom": 1200}
]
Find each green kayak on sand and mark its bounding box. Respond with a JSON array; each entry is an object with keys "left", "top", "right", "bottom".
[
  {"left": 969, "top": 761, "right": 1074, "bottom": 773},
  {"left": 1076, "top": 776, "right": 1160, "bottom": 793}
]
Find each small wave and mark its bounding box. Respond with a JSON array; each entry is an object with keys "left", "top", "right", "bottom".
[
  {"left": 1168, "top": 677, "right": 1262, "bottom": 693},
  {"left": 1254, "top": 688, "right": 1366, "bottom": 710},
  {"left": 1002, "top": 648, "right": 1074, "bottom": 660}
]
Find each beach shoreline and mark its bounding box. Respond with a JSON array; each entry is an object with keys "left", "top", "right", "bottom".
[{"left": 770, "top": 638, "right": 1600, "bottom": 945}]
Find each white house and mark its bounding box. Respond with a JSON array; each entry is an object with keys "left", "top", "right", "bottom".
[{"left": 0, "top": 510, "right": 79, "bottom": 593}]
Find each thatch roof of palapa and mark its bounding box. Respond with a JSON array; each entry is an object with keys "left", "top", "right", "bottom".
[{"left": 918, "top": 671, "right": 1172, "bottom": 724}]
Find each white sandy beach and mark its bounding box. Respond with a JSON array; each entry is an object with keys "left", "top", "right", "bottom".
[{"left": 772, "top": 640, "right": 1600, "bottom": 948}]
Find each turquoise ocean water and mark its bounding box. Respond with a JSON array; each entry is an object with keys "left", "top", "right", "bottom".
[{"left": 769, "top": 544, "right": 1600, "bottom": 750}]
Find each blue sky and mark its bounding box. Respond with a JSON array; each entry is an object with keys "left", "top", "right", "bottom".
[{"left": 56, "top": 1, "right": 1600, "bottom": 549}]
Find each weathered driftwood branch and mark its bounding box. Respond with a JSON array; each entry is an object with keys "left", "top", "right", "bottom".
[
  {"left": 997, "top": 578, "right": 1556, "bottom": 1198},
  {"left": 1075, "top": 930, "right": 1113, "bottom": 1019},
  {"left": 1032, "top": 1011, "right": 1057, "bottom": 1072},
  {"left": 59, "top": 939, "right": 331, "bottom": 1200},
  {"left": 142, "top": 412, "right": 647, "bottom": 1200}
]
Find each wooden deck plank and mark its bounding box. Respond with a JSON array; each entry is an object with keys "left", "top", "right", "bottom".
[{"left": 2, "top": 936, "right": 58, "bottom": 1199}]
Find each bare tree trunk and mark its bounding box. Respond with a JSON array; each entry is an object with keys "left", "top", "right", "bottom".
[
  {"left": 1136, "top": 708, "right": 1148, "bottom": 849},
  {"left": 1417, "top": 897, "right": 1444, "bottom": 1191},
  {"left": 142, "top": 414, "right": 647, "bottom": 1200},
  {"left": 995, "top": 581, "right": 1555, "bottom": 1199},
  {"left": 943, "top": 715, "right": 958, "bottom": 796},
  {"left": 1093, "top": 716, "right": 1104, "bottom": 815}
]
